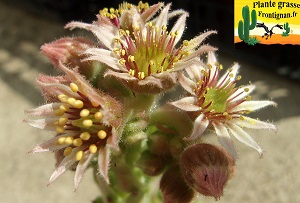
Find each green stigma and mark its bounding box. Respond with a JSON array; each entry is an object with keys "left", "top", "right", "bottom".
[{"left": 203, "top": 87, "right": 231, "bottom": 113}]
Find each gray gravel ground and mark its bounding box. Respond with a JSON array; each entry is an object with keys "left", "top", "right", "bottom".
[{"left": 1, "top": 2, "right": 300, "bottom": 203}]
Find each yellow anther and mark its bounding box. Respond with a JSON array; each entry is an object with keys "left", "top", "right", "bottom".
[
  {"left": 206, "top": 64, "right": 212, "bottom": 69},
  {"left": 91, "top": 101, "right": 99, "bottom": 107},
  {"left": 149, "top": 60, "right": 154, "bottom": 66},
  {"left": 73, "top": 138, "right": 83, "bottom": 147},
  {"left": 60, "top": 104, "right": 69, "bottom": 112},
  {"left": 183, "top": 40, "right": 189, "bottom": 46},
  {"left": 237, "top": 75, "right": 242, "bottom": 80},
  {"left": 173, "top": 57, "right": 179, "bottom": 63},
  {"left": 89, "top": 144, "right": 98, "bottom": 154},
  {"left": 80, "top": 109, "right": 90, "bottom": 117},
  {"left": 162, "top": 25, "right": 167, "bottom": 30},
  {"left": 58, "top": 117, "right": 68, "bottom": 126},
  {"left": 64, "top": 137, "right": 74, "bottom": 145},
  {"left": 223, "top": 112, "right": 228, "bottom": 116},
  {"left": 128, "top": 55, "right": 135, "bottom": 62},
  {"left": 114, "top": 37, "right": 121, "bottom": 43},
  {"left": 175, "top": 30, "right": 179, "bottom": 35},
  {"left": 67, "top": 97, "right": 76, "bottom": 106},
  {"left": 54, "top": 109, "right": 65, "bottom": 116},
  {"left": 80, "top": 132, "right": 91, "bottom": 141},
  {"left": 244, "top": 88, "right": 250, "bottom": 92},
  {"left": 229, "top": 73, "right": 234, "bottom": 78},
  {"left": 113, "top": 48, "right": 120, "bottom": 54},
  {"left": 125, "top": 30, "right": 130, "bottom": 35},
  {"left": 148, "top": 22, "right": 153, "bottom": 27},
  {"left": 58, "top": 94, "right": 68, "bottom": 103},
  {"left": 138, "top": 72, "right": 145, "bottom": 79},
  {"left": 119, "top": 58, "right": 126, "bottom": 65},
  {"left": 56, "top": 126, "right": 65, "bottom": 133},
  {"left": 94, "top": 112, "right": 103, "bottom": 120},
  {"left": 129, "top": 69, "right": 135, "bottom": 76},
  {"left": 240, "top": 116, "right": 245, "bottom": 120},
  {"left": 73, "top": 100, "right": 84, "bottom": 109},
  {"left": 57, "top": 137, "right": 66, "bottom": 145},
  {"left": 121, "top": 49, "right": 126, "bottom": 56},
  {"left": 70, "top": 83, "right": 79, "bottom": 92},
  {"left": 76, "top": 150, "right": 84, "bottom": 161},
  {"left": 98, "top": 130, "right": 107, "bottom": 139},
  {"left": 63, "top": 147, "right": 72, "bottom": 156},
  {"left": 246, "top": 96, "right": 252, "bottom": 101},
  {"left": 109, "top": 7, "right": 115, "bottom": 13},
  {"left": 83, "top": 119, "right": 93, "bottom": 127},
  {"left": 215, "top": 62, "right": 219, "bottom": 66},
  {"left": 170, "top": 32, "right": 176, "bottom": 37}
]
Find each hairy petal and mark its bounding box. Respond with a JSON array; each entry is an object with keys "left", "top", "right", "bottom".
[
  {"left": 226, "top": 123, "right": 263, "bottom": 157},
  {"left": 170, "top": 97, "right": 200, "bottom": 111},
  {"left": 74, "top": 153, "right": 94, "bottom": 191},
  {"left": 25, "top": 103, "right": 60, "bottom": 116},
  {"left": 29, "top": 135, "right": 68, "bottom": 153},
  {"left": 213, "top": 122, "right": 238, "bottom": 160},
  {"left": 178, "top": 73, "right": 196, "bottom": 95},
  {"left": 154, "top": 3, "right": 171, "bottom": 30},
  {"left": 97, "top": 147, "right": 111, "bottom": 184},
  {"left": 228, "top": 84, "right": 256, "bottom": 103},
  {"left": 187, "top": 114, "right": 209, "bottom": 140},
  {"left": 185, "top": 31, "right": 217, "bottom": 51},
  {"left": 233, "top": 116, "right": 276, "bottom": 130},
  {"left": 140, "top": 2, "right": 164, "bottom": 22},
  {"left": 231, "top": 100, "right": 277, "bottom": 112}
]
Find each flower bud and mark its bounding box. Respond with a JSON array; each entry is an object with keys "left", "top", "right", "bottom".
[
  {"left": 160, "top": 166, "right": 194, "bottom": 203},
  {"left": 136, "top": 151, "right": 166, "bottom": 176},
  {"left": 180, "top": 143, "right": 234, "bottom": 200}
]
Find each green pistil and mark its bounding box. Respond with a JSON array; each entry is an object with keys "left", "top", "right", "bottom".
[{"left": 203, "top": 87, "right": 231, "bottom": 113}]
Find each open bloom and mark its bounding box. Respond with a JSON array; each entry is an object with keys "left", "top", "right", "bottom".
[
  {"left": 66, "top": 2, "right": 216, "bottom": 93},
  {"left": 24, "top": 63, "right": 123, "bottom": 189},
  {"left": 170, "top": 52, "right": 277, "bottom": 158}
]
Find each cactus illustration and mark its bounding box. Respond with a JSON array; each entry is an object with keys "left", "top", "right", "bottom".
[
  {"left": 282, "top": 22, "right": 290, "bottom": 37},
  {"left": 238, "top": 5, "right": 257, "bottom": 43}
]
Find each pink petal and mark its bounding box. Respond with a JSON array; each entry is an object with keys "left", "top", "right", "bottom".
[
  {"left": 140, "top": 2, "right": 164, "bottom": 22},
  {"left": 138, "top": 75, "right": 163, "bottom": 89},
  {"left": 24, "top": 118, "right": 57, "bottom": 130},
  {"left": 48, "top": 146, "right": 85, "bottom": 185},
  {"left": 178, "top": 72, "right": 196, "bottom": 95},
  {"left": 217, "top": 63, "right": 240, "bottom": 87},
  {"left": 186, "top": 114, "right": 209, "bottom": 140},
  {"left": 65, "top": 21, "right": 117, "bottom": 50},
  {"left": 184, "top": 45, "right": 217, "bottom": 61},
  {"left": 212, "top": 122, "right": 238, "bottom": 160},
  {"left": 170, "top": 97, "right": 201, "bottom": 111},
  {"left": 231, "top": 100, "right": 277, "bottom": 113},
  {"left": 233, "top": 116, "right": 277, "bottom": 130},
  {"left": 97, "top": 147, "right": 111, "bottom": 184},
  {"left": 154, "top": 3, "right": 171, "bottom": 30},
  {"left": 169, "top": 13, "right": 188, "bottom": 45},
  {"left": 29, "top": 134, "right": 69, "bottom": 153},
  {"left": 226, "top": 123, "right": 263, "bottom": 157},
  {"left": 25, "top": 103, "right": 60, "bottom": 116},
  {"left": 185, "top": 31, "right": 217, "bottom": 51},
  {"left": 74, "top": 153, "right": 94, "bottom": 191},
  {"left": 104, "top": 70, "right": 137, "bottom": 81},
  {"left": 227, "top": 84, "right": 256, "bottom": 103}
]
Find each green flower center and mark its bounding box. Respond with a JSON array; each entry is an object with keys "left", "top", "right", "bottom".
[{"left": 203, "top": 87, "right": 230, "bottom": 113}]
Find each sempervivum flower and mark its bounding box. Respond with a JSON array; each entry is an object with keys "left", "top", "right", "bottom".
[
  {"left": 66, "top": 2, "right": 216, "bottom": 93},
  {"left": 24, "top": 63, "right": 123, "bottom": 189},
  {"left": 170, "top": 52, "right": 277, "bottom": 158}
]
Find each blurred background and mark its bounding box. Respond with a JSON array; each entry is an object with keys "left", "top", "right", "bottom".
[{"left": 0, "top": 0, "right": 299, "bottom": 202}]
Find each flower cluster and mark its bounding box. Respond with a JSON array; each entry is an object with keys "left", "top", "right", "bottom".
[{"left": 24, "top": 1, "right": 277, "bottom": 203}]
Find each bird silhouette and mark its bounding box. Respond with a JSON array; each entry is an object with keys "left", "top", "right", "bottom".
[{"left": 256, "top": 23, "right": 283, "bottom": 39}]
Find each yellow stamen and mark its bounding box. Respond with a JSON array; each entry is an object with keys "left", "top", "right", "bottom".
[
  {"left": 80, "top": 109, "right": 90, "bottom": 117},
  {"left": 64, "top": 137, "right": 74, "bottom": 145},
  {"left": 56, "top": 126, "right": 65, "bottom": 133},
  {"left": 98, "top": 130, "right": 107, "bottom": 139},
  {"left": 183, "top": 40, "right": 189, "bottom": 46},
  {"left": 67, "top": 97, "right": 76, "bottom": 106},
  {"left": 80, "top": 132, "right": 91, "bottom": 141},
  {"left": 64, "top": 147, "right": 72, "bottom": 156},
  {"left": 91, "top": 101, "right": 99, "bottom": 107},
  {"left": 76, "top": 150, "right": 84, "bottom": 161},
  {"left": 70, "top": 83, "right": 79, "bottom": 92},
  {"left": 244, "top": 88, "right": 249, "bottom": 92},
  {"left": 94, "top": 112, "right": 103, "bottom": 120},
  {"left": 73, "top": 138, "right": 83, "bottom": 147},
  {"left": 73, "top": 100, "right": 84, "bottom": 109},
  {"left": 128, "top": 55, "right": 135, "bottom": 62},
  {"left": 89, "top": 144, "right": 98, "bottom": 154},
  {"left": 54, "top": 109, "right": 65, "bottom": 116},
  {"left": 59, "top": 104, "right": 69, "bottom": 112},
  {"left": 57, "top": 137, "right": 66, "bottom": 145},
  {"left": 58, "top": 117, "right": 68, "bottom": 126},
  {"left": 83, "top": 119, "right": 93, "bottom": 127},
  {"left": 138, "top": 72, "right": 145, "bottom": 79},
  {"left": 58, "top": 94, "right": 68, "bottom": 103}
]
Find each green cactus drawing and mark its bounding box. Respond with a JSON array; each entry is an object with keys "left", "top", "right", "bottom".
[
  {"left": 238, "top": 5, "right": 257, "bottom": 43},
  {"left": 282, "top": 22, "right": 290, "bottom": 37}
]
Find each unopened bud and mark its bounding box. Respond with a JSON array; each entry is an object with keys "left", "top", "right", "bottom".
[
  {"left": 136, "top": 151, "right": 166, "bottom": 176},
  {"left": 180, "top": 143, "right": 235, "bottom": 200}
]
